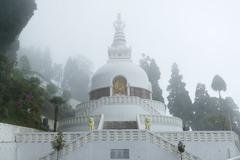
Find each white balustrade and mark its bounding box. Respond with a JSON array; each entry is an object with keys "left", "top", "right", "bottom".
[
  {"left": 139, "top": 114, "right": 183, "bottom": 127},
  {"left": 157, "top": 131, "right": 239, "bottom": 143},
  {"left": 58, "top": 115, "right": 102, "bottom": 129},
  {"left": 39, "top": 130, "right": 200, "bottom": 160},
  {"left": 15, "top": 132, "right": 88, "bottom": 143},
  {"left": 76, "top": 96, "right": 165, "bottom": 116}
]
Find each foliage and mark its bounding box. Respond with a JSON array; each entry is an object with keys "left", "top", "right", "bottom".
[
  {"left": 58, "top": 103, "right": 75, "bottom": 119},
  {"left": 50, "top": 96, "right": 65, "bottom": 106},
  {"left": 51, "top": 132, "right": 65, "bottom": 160},
  {"left": 18, "top": 55, "right": 31, "bottom": 74},
  {"left": 47, "top": 83, "right": 58, "bottom": 96},
  {"left": 62, "top": 90, "right": 71, "bottom": 102},
  {"left": 211, "top": 75, "right": 227, "bottom": 99},
  {"left": 62, "top": 56, "right": 92, "bottom": 101},
  {"left": 192, "top": 82, "right": 238, "bottom": 131},
  {"left": 167, "top": 63, "right": 193, "bottom": 128},
  {"left": 0, "top": 70, "right": 45, "bottom": 129},
  {"left": 52, "top": 132, "right": 65, "bottom": 150},
  {"left": 140, "top": 54, "right": 164, "bottom": 103},
  {"left": 191, "top": 83, "right": 210, "bottom": 130},
  {"left": 18, "top": 47, "right": 54, "bottom": 81},
  {"left": 178, "top": 141, "right": 185, "bottom": 153}
]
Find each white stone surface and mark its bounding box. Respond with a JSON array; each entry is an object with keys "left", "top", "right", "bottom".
[
  {"left": 76, "top": 96, "right": 166, "bottom": 117},
  {"left": 91, "top": 104, "right": 149, "bottom": 121},
  {"left": 17, "top": 143, "right": 52, "bottom": 160},
  {"left": 65, "top": 141, "right": 178, "bottom": 160}
]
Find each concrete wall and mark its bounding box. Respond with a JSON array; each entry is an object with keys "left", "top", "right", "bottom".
[{"left": 0, "top": 123, "right": 39, "bottom": 160}]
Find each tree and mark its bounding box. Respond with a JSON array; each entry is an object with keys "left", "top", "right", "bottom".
[
  {"left": 191, "top": 83, "right": 210, "bottom": 130},
  {"left": 18, "top": 55, "right": 31, "bottom": 74},
  {"left": 167, "top": 63, "right": 193, "bottom": 128},
  {"left": 51, "top": 132, "right": 65, "bottom": 160},
  {"left": 18, "top": 47, "right": 54, "bottom": 81},
  {"left": 50, "top": 96, "right": 65, "bottom": 132},
  {"left": 52, "top": 63, "right": 63, "bottom": 88},
  {"left": 0, "top": 72, "right": 46, "bottom": 129},
  {"left": 62, "top": 90, "right": 71, "bottom": 102},
  {"left": 211, "top": 75, "right": 227, "bottom": 99},
  {"left": 62, "top": 56, "right": 92, "bottom": 101},
  {"left": 223, "top": 97, "right": 238, "bottom": 131},
  {"left": 192, "top": 82, "right": 236, "bottom": 131},
  {"left": 191, "top": 83, "right": 228, "bottom": 131},
  {"left": 41, "top": 48, "right": 53, "bottom": 80},
  {"left": 140, "top": 54, "right": 164, "bottom": 103},
  {"left": 178, "top": 141, "right": 185, "bottom": 160},
  {"left": 47, "top": 83, "right": 58, "bottom": 96}
]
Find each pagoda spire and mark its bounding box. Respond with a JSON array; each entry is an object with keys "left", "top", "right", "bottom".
[
  {"left": 112, "top": 13, "right": 126, "bottom": 47},
  {"left": 108, "top": 14, "right": 131, "bottom": 60}
]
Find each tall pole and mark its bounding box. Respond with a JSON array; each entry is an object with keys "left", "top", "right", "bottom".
[
  {"left": 228, "top": 110, "right": 232, "bottom": 131},
  {"left": 54, "top": 105, "right": 58, "bottom": 132}
]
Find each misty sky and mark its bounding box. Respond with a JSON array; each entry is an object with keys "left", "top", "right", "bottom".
[{"left": 19, "top": 0, "right": 240, "bottom": 106}]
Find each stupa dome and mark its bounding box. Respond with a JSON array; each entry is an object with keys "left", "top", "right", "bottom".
[
  {"left": 89, "top": 14, "right": 152, "bottom": 100},
  {"left": 90, "top": 60, "right": 152, "bottom": 92}
]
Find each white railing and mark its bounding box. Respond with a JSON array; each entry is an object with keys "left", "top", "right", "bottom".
[
  {"left": 39, "top": 130, "right": 200, "bottom": 160},
  {"left": 157, "top": 131, "right": 239, "bottom": 143},
  {"left": 76, "top": 96, "right": 165, "bottom": 116},
  {"left": 58, "top": 115, "right": 102, "bottom": 129},
  {"left": 15, "top": 132, "right": 88, "bottom": 143},
  {"left": 139, "top": 114, "right": 183, "bottom": 127}
]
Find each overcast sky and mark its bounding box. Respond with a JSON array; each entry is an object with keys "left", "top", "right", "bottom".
[{"left": 19, "top": 0, "right": 240, "bottom": 106}]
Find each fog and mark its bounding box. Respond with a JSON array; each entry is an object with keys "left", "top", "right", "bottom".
[{"left": 19, "top": 0, "right": 240, "bottom": 106}]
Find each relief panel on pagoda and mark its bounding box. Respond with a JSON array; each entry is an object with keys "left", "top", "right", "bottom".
[{"left": 112, "top": 76, "right": 128, "bottom": 96}]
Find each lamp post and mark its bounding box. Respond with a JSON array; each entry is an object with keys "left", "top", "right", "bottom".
[{"left": 178, "top": 141, "right": 185, "bottom": 160}]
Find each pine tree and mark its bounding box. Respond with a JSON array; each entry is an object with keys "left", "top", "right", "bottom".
[
  {"left": 18, "top": 55, "right": 31, "bottom": 74},
  {"left": 211, "top": 75, "right": 227, "bottom": 99},
  {"left": 62, "top": 56, "right": 92, "bottom": 101},
  {"left": 140, "top": 54, "right": 164, "bottom": 103},
  {"left": 167, "top": 63, "right": 192, "bottom": 128},
  {"left": 192, "top": 83, "right": 210, "bottom": 130}
]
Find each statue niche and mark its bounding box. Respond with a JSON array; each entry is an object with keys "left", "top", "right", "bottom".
[{"left": 112, "top": 76, "right": 127, "bottom": 96}]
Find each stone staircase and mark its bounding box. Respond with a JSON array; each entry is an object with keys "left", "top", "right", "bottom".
[{"left": 39, "top": 130, "right": 201, "bottom": 160}]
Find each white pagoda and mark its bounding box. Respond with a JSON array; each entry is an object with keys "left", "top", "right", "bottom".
[{"left": 1, "top": 14, "right": 240, "bottom": 160}]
